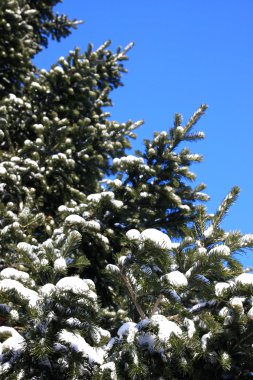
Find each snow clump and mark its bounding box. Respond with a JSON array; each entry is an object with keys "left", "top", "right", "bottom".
[
  {"left": 235, "top": 273, "right": 253, "bottom": 286},
  {"left": 140, "top": 228, "right": 172, "bottom": 249},
  {"left": 215, "top": 282, "right": 230, "bottom": 296},
  {"left": 162, "top": 271, "right": 188, "bottom": 288}
]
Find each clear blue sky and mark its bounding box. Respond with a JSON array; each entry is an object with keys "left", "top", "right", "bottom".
[{"left": 34, "top": 0, "right": 253, "bottom": 267}]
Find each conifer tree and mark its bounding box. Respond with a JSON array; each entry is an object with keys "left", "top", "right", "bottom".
[{"left": 1, "top": 1, "right": 253, "bottom": 379}]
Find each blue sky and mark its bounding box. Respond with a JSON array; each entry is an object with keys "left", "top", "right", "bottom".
[{"left": 34, "top": 0, "right": 253, "bottom": 267}]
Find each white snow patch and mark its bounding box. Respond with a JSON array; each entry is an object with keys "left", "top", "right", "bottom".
[
  {"left": 58, "top": 330, "right": 105, "bottom": 364},
  {"left": 0, "top": 326, "right": 24, "bottom": 355},
  {"left": 113, "top": 155, "right": 144, "bottom": 166},
  {"left": 162, "top": 271, "right": 188, "bottom": 287},
  {"left": 56, "top": 276, "right": 93, "bottom": 297},
  {"left": 201, "top": 332, "right": 212, "bottom": 350},
  {"left": 184, "top": 318, "right": 196, "bottom": 338},
  {"left": 106, "top": 264, "right": 120, "bottom": 274},
  {"left": 87, "top": 191, "right": 115, "bottom": 202},
  {"left": 230, "top": 297, "right": 245, "bottom": 309},
  {"left": 126, "top": 229, "right": 141, "bottom": 240},
  {"left": 54, "top": 257, "right": 67, "bottom": 271},
  {"left": 0, "top": 166, "right": 7, "bottom": 175},
  {"left": 0, "top": 279, "right": 39, "bottom": 307},
  {"left": 239, "top": 234, "right": 253, "bottom": 246},
  {"left": 247, "top": 307, "right": 253, "bottom": 319},
  {"left": 203, "top": 225, "right": 213, "bottom": 238},
  {"left": 171, "top": 242, "right": 180, "bottom": 249},
  {"left": 84, "top": 220, "right": 101, "bottom": 231},
  {"left": 53, "top": 66, "right": 64, "bottom": 74},
  {"left": 219, "top": 307, "right": 230, "bottom": 318},
  {"left": 117, "top": 322, "right": 138, "bottom": 341},
  {"left": 197, "top": 247, "right": 207, "bottom": 255},
  {"left": 111, "top": 199, "right": 123, "bottom": 208},
  {"left": 40, "top": 283, "right": 56, "bottom": 296},
  {"left": 117, "top": 256, "right": 129, "bottom": 266},
  {"left": 65, "top": 214, "right": 85, "bottom": 224},
  {"left": 0, "top": 268, "right": 29, "bottom": 283},
  {"left": 235, "top": 273, "right": 253, "bottom": 285},
  {"left": 100, "top": 362, "right": 116, "bottom": 378},
  {"left": 215, "top": 282, "right": 230, "bottom": 296},
  {"left": 112, "top": 179, "right": 122, "bottom": 187},
  {"left": 151, "top": 314, "right": 182, "bottom": 342},
  {"left": 140, "top": 229, "right": 172, "bottom": 249},
  {"left": 208, "top": 245, "right": 230, "bottom": 256}
]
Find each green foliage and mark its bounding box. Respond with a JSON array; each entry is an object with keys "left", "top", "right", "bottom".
[{"left": 1, "top": 1, "right": 253, "bottom": 379}]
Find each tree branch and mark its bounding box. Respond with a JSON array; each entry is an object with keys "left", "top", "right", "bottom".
[{"left": 121, "top": 273, "right": 146, "bottom": 320}]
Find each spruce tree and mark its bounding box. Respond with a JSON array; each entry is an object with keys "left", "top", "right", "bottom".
[{"left": 1, "top": 1, "right": 253, "bottom": 379}]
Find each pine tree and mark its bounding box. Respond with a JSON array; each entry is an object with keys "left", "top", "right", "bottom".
[{"left": 1, "top": 1, "right": 253, "bottom": 379}]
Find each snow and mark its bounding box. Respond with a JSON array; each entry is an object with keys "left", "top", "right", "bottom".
[
  {"left": 138, "top": 333, "right": 155, "bottom": 349},
  {"left": 65, "top": 214, "right": 85, "bottom": 224},
  {"left": 179, "top": 204, "right": 191, "bottom": 212},
  {"left": 195, "top": 274, "right": 210, "bottom": 283},
  {"left": 126, "top": 229, "right": 141, "bottom": 240},
  {"left": 208, "top": 245, "right": 230, "bottom": 256},
  {"left": 56, "top": 276, "right": 90, "bottom": 295},
  {"left": 40, "top": 259, "right": 49, "bottom": 266},
  {"left": 230, "top": 297, "right": 245, "bottom": 309},
  {"left": 235, "top": 273, "right": 253, "bottom": 285},
  {"left": 40, "top": 283, "right": 56, "bottom": 296},
  {"left": 0, "top": 326, "right": 24, "bottom": 355},
  {"left": 0, "top": 279, "right": 39, "bottom": 307},
  {"left": 9, "top": 309, "right": 19, "bottom": 321},
  {"left": 201, "top": 332, "right": 212, "bottom": 350},
  {"left": 0, "top": 268, "right": 29, "bottom": 283},
  {"left": 87, "top": 191, "right": 115, "bottom": 202},
  {"left": 239, "top": 234, "right": 253, "bottom": 246},
  {"left": 203, "top": 225, "right": 213, "bottom": 238},
  {"left": 58, "top": 205, "right": 69, "bottom": 212},
  {"left": 66, "top": 317, "right": 81, "bottom": 328},
  {"left": 30, "top": 82, "right": 41, "bottom": 89},
  {"left": 140, "top": 229, "right": 172, "bottom": 249},
  {"left": 112, "top": 179, "right": 122, "bottom": 187},
  {"left": 117, "top": 322, "right": 137, "bottom": 338},
  {"left": 54, "top": 257, "right": 67, "bottom": 270},
  {"left": 175, "top": 126, "right": 184, "bottom": 134},
  {"left": 17, "top": 242, "right": 33, "bottom": 253},
  {"left": 113, "top": 155, "right": 144, "bottom": 166},
  {"left": 189, "top": 300, "right": 216, "bottom": 313},
  {"left": 106, "top": 337, "right": 116, "bottom": 350},
  {"left": 106, "top": 264, "right": 120, "bottom": 273},
  {"left": 151, "top": 315, "right": 182, "bottom": 342},
  {"left": 8, "top": 94, "right": 23, "bottom": 105},
  {"left": 100, "top": 362, "right": 116, "bottom": 378},
  {"left": 162, "top": 271, "right": 188, "bottom": 287},
  {"left": 84, "top": 220, "right": 101, "bottom": 230},
  {"left": 111, "top": 199, "right": 123, "bottom": 208},
  {"left": 247, "top": 307, "right": 253, "bottom": 319},
  {"left": 197, "top": 247, "right": 207, "bottom": 255},
  {"left": 53, "top": 66, "right": 64, "bottom": 74},
  {"left": 117, "top": 255, "right": 129, "bottom": 266},
  {"left": 184, "top": 318, "right": 196, "bottom": 338},
  {"left": 215, "top": 282, "right": 230, "bottom": 296},
  {"left": 171, "top": 242, "right": 180, "bottom": 249},
  {"left": 154, "top": 131, "right": 167, "bottom": 142},
  {"left": 0, "top": 166, "right": 6, "bottom": 175},
  {"left": 58, "top": 330, "right": 105, "bottom": 364},
  {"left": 219, "top": 307, "right": 230, "bottom": 318}
]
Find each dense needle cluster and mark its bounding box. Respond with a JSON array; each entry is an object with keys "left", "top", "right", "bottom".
[{"left": 1, "top": 1, "right": 253, "bottom": 379}]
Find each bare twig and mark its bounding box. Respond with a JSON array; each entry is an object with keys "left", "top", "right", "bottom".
[
  {"left": 149, "top": 294, "right": 164, "bottom": 317},
  {"left": 121, "top": 273, "right": 146, "bottom": 320}
]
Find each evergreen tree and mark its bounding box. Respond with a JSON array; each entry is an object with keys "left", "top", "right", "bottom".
[{"left": 1, "top": 1, "right": 253, "bottom": 379}]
